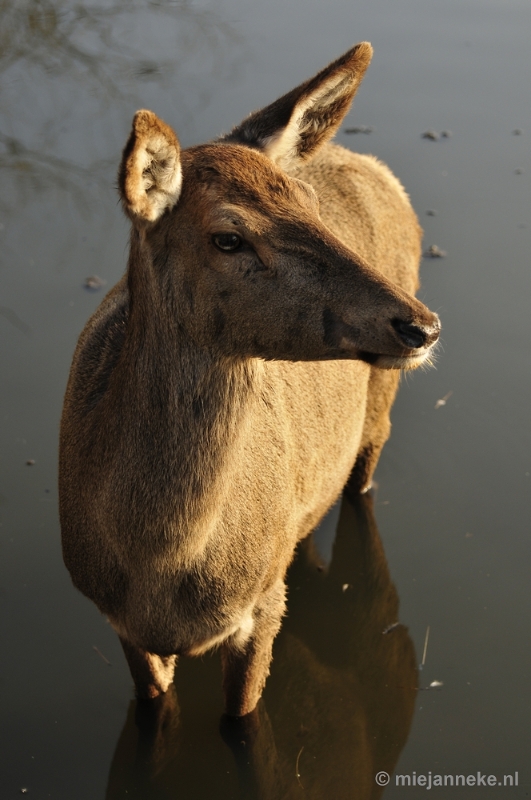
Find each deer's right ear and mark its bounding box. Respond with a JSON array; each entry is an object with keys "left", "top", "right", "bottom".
[{"left": 118, "top": 110, "right": 182, "bottom": 223}]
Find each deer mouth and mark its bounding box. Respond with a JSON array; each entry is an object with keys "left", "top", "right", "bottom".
[{"left": 358, "top": 346, "right": 438, "bottom": 371}]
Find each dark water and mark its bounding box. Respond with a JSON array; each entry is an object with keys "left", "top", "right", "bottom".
[{"left": 1, "top": 1, "right": 530, "bottom": 797}]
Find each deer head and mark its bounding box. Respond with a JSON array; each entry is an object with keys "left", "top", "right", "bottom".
[{"left": 118, "top": 43, "right": 440, "bottom": 368}]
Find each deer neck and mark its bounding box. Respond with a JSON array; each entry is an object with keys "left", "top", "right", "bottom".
[{"left": 110, "top": 231, "right": 259, "bottom": 536}]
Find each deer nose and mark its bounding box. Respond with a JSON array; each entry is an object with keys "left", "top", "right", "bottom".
[{"left": 391, "top": 318, "right": 440, "bottom": 349}]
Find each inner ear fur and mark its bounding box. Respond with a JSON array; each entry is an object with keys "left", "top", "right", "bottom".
[
  {"left": 118, "top": 110, "right": 182, "bottom": 223},
  {"left": 221, "top": 42, "right": 373, "bottom": 171}
]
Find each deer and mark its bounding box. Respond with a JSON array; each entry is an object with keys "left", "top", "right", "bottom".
[{"left": 59, "top": 42, "right": 440, "bottom": 719}]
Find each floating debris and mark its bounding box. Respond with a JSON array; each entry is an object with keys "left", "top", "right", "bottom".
[
  {"left": 26, "top": 459, "right": 35, "bottom": 466},
  {"left": 93, "top": 645, "right": 111, "bottom": 666},
  {"left": 429, "top": 680, "right": 444, "bottom": 688},
  {"left": 295, "top": 746, "right": 304, "bottom": 788},
  {"left": 135, "top": 61, "right": 161, "bottom": 79},
  {"left": 84, "top": 275, "right": 107, "bottom": 291},
  {"left": 0, "top": 306, "right": 31, "bottom": 335},
  {"left": 345, "top": 125, "right": 373, "bottom": 134},
  {"left": 422, "top": 130, "right": 452, "bottom": 141},
  {"left": 382, "top": 622, "right": 401, "bottom": 635},
  {"left": 342, "top": 583, "right": 350, "bottom": 592},
  {"left": 419, "top": 625, "right": 430, "bottom": 670},
  {"left": 435, "top": 391, "right": 453, "bottom": 410},
  {"left": 426, "top": 209, "right": 437, "bottom": 217},
  {"left": 423, "top": 244, "right": 447, "bottom": 259}
]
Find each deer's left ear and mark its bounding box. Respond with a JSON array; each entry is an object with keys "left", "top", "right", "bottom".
[
  {"left": 222, "top": 43, "right": 373, "bottom": 172},
  {"left": 118, "top": 110, "right": 182, "bottom": 223}
]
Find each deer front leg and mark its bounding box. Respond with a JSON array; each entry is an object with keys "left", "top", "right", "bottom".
[
  {"left": 119, "top": 637, "right": 177, "bottom": 700},
  {"left": 221, "top": 580, "right": 286, "bottom": 717},
  {"left": 347, "top": 368, "right": 400, "bottom": 494}
]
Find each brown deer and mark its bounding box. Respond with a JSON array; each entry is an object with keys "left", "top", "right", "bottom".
[{"left": 59, "top": 42, "right": 439, "bottom": 717}]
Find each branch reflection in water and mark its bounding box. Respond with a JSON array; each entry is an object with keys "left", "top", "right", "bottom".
[
  {"left": 0, "top": 0, "right": 240, "bottom": 211},
  {"left": 105, "top": 492, "right": 417, "bottom": 800}
]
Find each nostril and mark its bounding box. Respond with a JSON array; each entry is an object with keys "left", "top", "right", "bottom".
[{"left": 391, "top": 319, "right": 428, "bottom": 349}]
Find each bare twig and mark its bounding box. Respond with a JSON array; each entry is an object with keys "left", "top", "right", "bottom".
[
  {"left": 382, "top": 621, "right": 401, "bottom": 635},
  {"left": 421, "top": 625, "right": 430, "bottom": 668},
  {"left": 93, "top": 645, "right": 111, "bottom": 666},
  {"left": 435, "top": 391, "right": 453, "bottom": 410},
  {"left": 295, "top": 746, "right": 304, "bottom": 788}
]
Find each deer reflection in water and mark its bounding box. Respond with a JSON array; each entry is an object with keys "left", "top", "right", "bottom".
[{"left": 105, "top": 492, "right": 417, "bottom": 800}]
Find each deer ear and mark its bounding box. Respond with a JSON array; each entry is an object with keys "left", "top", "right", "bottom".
[
  {"left": 222, "top": 43, "right": 373, "bottom": 172},
  {"left": 118, "top": 110, "right": 182, "bottom": 223}
]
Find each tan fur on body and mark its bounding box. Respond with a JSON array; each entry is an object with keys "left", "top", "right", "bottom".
[{"left": 59, "top": 43, "right": 439, "bottom": 715}]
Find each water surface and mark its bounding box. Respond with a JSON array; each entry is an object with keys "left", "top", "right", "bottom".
[{"left": 1, "top": 1, "right": 530, "bottom": 797}]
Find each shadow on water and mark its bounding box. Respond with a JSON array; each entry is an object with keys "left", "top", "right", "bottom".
[{"left": 105, "top": 492, "right": 417, "bottom": 800}]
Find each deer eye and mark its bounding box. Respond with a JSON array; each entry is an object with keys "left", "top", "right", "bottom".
[{"left": 212, "top": 233, "right": 242, "bottom": 252}]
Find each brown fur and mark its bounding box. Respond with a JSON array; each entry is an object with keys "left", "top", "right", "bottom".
[{"left": 59, "top": 43, "right": 439, "bottom": 715}]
